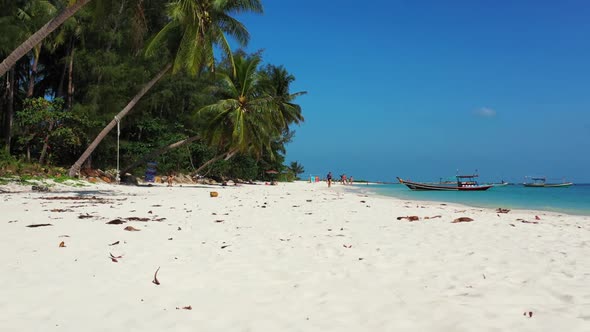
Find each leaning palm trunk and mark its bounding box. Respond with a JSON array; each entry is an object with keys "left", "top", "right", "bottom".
[
  {"left": 0, "top": 0, "right": 92, "bottom": 77},
  {"left": 121, "top": 135, "right": 200, "bottom": 175},
  {"left": 68, "top": 63, "right": 172, "bottom": 177},
  {"left": 192, "top": 148, "right": 239, "bottom": 176}
]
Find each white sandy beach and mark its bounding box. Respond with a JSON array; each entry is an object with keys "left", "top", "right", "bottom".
[{"left": 0, "top": 180, "right": 589, "bottom": 331}]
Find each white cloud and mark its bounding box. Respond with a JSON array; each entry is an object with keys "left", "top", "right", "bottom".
[{"left": 474, "top": 107, "right": 497, "bottom": 117}]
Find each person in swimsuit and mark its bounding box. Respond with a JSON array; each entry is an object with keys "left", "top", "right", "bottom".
[{"left": 327, "top": 172, "right": 333, "bottom": 187}]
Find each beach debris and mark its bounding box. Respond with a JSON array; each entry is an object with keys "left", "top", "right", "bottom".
[
  {"left": 523, "top": 311, "right": 533, "bottom": 318},
  {"left": 51, "top": 208, "right": 73, "bottom": 212},
  {"left": 58, "top": 235, "right": 70, "bottom": 237},
  {"left": 108, "top": 241, "right": 120, "bottom": 246},
  {"left": 106, "top": 219, "right": 126, "bottom": 225},
  {"left": 210, "top": 191, "right": 219, "bottom": 197},
  {"left": 40, "top": 195, "right": 108, "bottom": 203},
  {"left": 8, "top": 220, "right": 18, "bottom": 223},
  {"left": 221, "top": 245, "right": 231, "bottom": 249},
  {"left": 26, "top": 223, "right": 53, "bottom": 228},
  {"left": 126, "top": 217, "right": 150, "bottom": 221},
  {"left": 32, "top": 185, "right": 50, "bottom": 192},
  {"left": 78, "top": 213, "right": 93, "bottom": 219},
  {"left": 496, "top": 208, "right": 511, "bottom": 213},
  {"left": 168, "top": 238, "right": 173, "bottom": 240},
  {"left": 343, "top": 244, "right": 352, "bottom": 248},
  {"left": 177, "top": 227, "right": 182, "bottom": 231},
  {"left": 110, "top": 253, "right": 123, "bottom": 262},
  {"left": 176, "top": 305, "right": 192, "bottom": 310},
  {"left": 214, "top": 220, "right": 224, "bottom": 223},
  {"left": 360, "top": 200, "right": 366, "bottom": 203},
  {"left": 152, "top": 204, "right": 162, "bottom": 207},
  {"left": 124, "top": 226, "right": 141, "bottom": 231},
  {"left": 153, "top": 217, "right": 166, "bottom": 222},
  {"left": 518, "top": 219, "right": 539, "bottom": 224},
  {"left": 509, "top": 224, "right": 516, "bottom": 227},
  {"left": 306, "top": 199, "right": 312, "bottom": 202},
  {"left": 59, "top": 241, "right": 66, "bottom": 248},
  {"left": 452, "top": 217, "right": 474, "bottom": 223},
  {"left": 148, "top": 210, "right": 153, "bottom": 214},
  {"left": 535, "top": 215, "right": 541, "bottom": 220},
  {"left": 152, "top": 267, "right": 161, "bottom": 285},
  {"left": 423, "top": 215, "right": 442, "bottom": 220},
  {"left": 397, "top": 216, "right": 419, "bottom": 221}
]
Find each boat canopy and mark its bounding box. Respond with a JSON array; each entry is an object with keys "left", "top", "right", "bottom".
[
  {"left": 456, "top": 174, "right": 478, "bottom": 179},
  {"left": 530, "top": 177, "right": 546, "bottom": 181}
]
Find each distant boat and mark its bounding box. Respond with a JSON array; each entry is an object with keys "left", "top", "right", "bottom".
[
  {"left": 523, "top": 177, "right": 572, "bottom": 188},
  {"left": 397, "top": 174, "right": 493, "bottom": 191},
  {"left": 491, "top": 180, "right": 509, "bottom": 187}
]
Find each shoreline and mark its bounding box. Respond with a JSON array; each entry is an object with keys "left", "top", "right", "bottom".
[
  {"left": 1, "top": 180, "right": 588, "bottom": 331},
  {"left": 349, "top": 182, "right": 590, "bottom": 217}
]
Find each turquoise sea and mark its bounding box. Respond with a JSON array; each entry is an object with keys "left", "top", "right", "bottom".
[{"left": 364, "top": 183, "right": 590, "bottom": 216}]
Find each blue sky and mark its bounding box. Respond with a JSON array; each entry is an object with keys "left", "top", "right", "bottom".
[{"left": 237, "top": 0, "right": 590, "bottom": 183}]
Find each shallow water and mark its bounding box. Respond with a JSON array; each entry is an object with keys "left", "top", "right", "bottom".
[{"left": 365, "top": 183, "right": 590, "bottom": 215}]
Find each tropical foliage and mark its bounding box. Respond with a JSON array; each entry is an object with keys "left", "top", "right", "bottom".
[{"left": 0, "top": 0, "right": 305, "bottom": 181}]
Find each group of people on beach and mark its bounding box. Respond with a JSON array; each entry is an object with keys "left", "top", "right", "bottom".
[{"left": 326, "top": 172, "right": 353, "bottom": 187}]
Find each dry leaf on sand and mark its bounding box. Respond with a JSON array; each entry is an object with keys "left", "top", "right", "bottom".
[
  {"left": 152, "top": 267, "right": 161, "bottom": 285},
  {"left": 452, "top": 217, "right": 474, "bottom": 223},
  {"left": 397, "top": 216, "right": 419, "bottom": 221},
  {"left": 26, "top": 223, "right": 53, "bottom": 228},
  {"left": 124, "top": 226, "right": 141, "bottom": 231}
]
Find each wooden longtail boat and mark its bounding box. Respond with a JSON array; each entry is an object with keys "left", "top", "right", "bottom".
[
  {"left": 397, "top": 175, "right": 493, "bottom": 191},
  {"left": 523, "top": 177, "right": 572, "bottom": 188}
]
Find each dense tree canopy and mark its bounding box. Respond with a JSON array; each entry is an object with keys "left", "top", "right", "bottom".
[{"left": 0, "top": 0, "right": 306, "bottom": 182}]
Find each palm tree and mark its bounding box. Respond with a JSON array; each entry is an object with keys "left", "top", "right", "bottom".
[
  {"left": 199, "top": 55, "right": 274, "bottom": 159},
  {"left": 122, "top": 54, "right": 306, "bottom": 175},
  {"left": 258, "top": 65, "right": 305, "bottom": 129},
  {"left": 197, "top": 54, "right": 305, "bottom": 168},
  {"left": 68, "top": 0, "right": 263, "bottom": 177},
  {"left": 289, "top": 161, "right": 304, "bottom": 179},
  {"left": 0, "top": 0, "right": 93, "bottom": 77}
]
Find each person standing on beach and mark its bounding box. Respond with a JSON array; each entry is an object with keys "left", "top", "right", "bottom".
[{"left": 327, "top": 172, "right": 333, "bottom": 187}]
